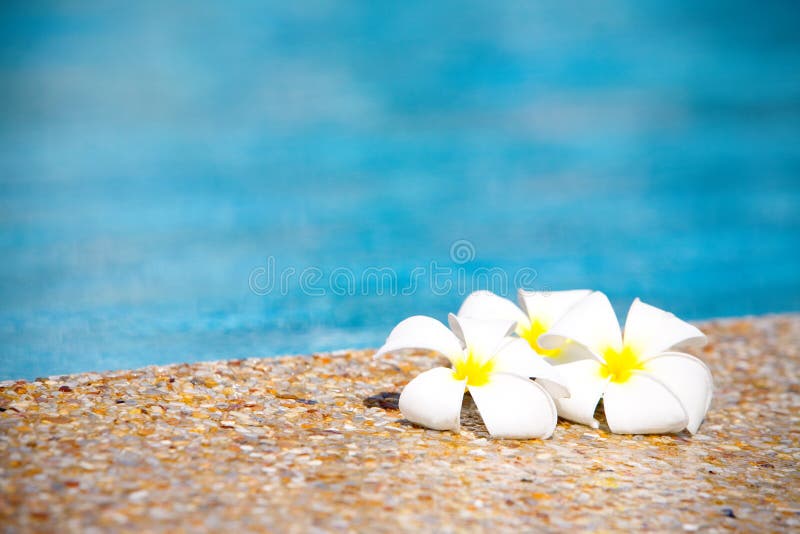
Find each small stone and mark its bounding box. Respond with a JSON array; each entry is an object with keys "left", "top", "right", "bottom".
[{"left": 129, "top": 490, "right": 149, "bottom": 502}]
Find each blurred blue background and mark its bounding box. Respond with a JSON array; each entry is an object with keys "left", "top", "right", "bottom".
[{"left": 1, "top": 1, "right": 799, "bottom": 380}]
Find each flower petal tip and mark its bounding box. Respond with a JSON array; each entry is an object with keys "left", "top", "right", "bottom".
[
  {"left": 686, "top": 419, "right": 702, "bottom": 435},
  {"left": 486, "top": 426, "right": 555, "bottom": 440}
]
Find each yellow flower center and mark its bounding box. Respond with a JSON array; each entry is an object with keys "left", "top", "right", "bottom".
[
  {"left": 518, "top": 318, "right": 562, "bottom": 357},
  {"left": 452, "top": 350, "right": 494, "bottom": 387},
  {"left": 599, "top": 345, "right": 644, "bottom": 383}
]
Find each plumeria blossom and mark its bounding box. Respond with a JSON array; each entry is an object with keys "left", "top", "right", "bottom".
[
  {"left": 538, "top": 292, "right": 713, "bottom": 434},
  {"left": 374, "top": 314, "right": 569, "bottom": 439},
  {"left": 458, "top": 289, "right": 592, "bottom": 360}
]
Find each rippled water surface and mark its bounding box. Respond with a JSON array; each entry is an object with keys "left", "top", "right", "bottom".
[{"left": 1, "top": 2, "right": 799, "bottom": 379}]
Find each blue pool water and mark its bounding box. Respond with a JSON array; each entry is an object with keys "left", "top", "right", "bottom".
[{"left": 1, "top": 2, "right": 799, "bottom": 380}]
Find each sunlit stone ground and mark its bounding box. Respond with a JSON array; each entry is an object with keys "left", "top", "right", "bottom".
[{"left": 1, "top": 315, "right": 798, "bottom": 532}]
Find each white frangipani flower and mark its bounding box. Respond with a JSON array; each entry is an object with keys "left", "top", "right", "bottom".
[
  {"left": 458, "top": 289, "right": 592, "bottom": 360},
  {"left": 374, "top": 314, "right": 569, "bottom": 439},
  {"left": 537, "top": 292, "right": 713, "bottom": 434}
]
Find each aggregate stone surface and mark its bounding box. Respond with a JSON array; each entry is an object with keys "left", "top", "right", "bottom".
[{"left": 1, "top": 315, "right": 798, "bottom": 533}]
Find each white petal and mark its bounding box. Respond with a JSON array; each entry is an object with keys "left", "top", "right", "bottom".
[
  {"left": 447, "top": 314, "right": 516, "bottom": 362},
  {"left": 603, "top": 372, "right": 689, "bottom": 434},
  {"left": 458, "top": 290, "right": 529, "bottom": 326},
  {"left": 492, "top": 338, "right": 569, "bottom": 398},
  {"left": 546, "top": 341, "right": 597, "bottom": 365},
  {"left": 549, "top": 359, "right": 608, "bottom": 428},
  {"left": 622, "top": 298, "right": 707, "bottom": 359},
  {"left": 538, "top": 291, "right": 622, "bottom": 357},
  {"left": 518, "top": 289, "right": 593, "bottom": 325},
  {"left": 644, "top": 352, "right": 713, "bottom": 434},
  {"left": 468, "top": 373, "right": 557, "bottom": 439},
  {"left": 398, "top": 367, "right": 466, "bottom": 431},
  {"left": 374, "top": 315, "right": 464, "bottom": 365}
]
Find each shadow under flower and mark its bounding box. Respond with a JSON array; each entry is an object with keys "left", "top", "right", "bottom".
[
  {"left": 363, "top": 390, "right": 491, "bottom": 437},
  {"left": 458, "top": 393, "right": 491, "bottom": 438},
  {"left": 363, "top": 391, "right": 400, "bottom": 410}
]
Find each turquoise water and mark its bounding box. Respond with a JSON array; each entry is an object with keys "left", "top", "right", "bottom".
[{"left": 1, "top": 2, "right": 799, "bottom": 380}]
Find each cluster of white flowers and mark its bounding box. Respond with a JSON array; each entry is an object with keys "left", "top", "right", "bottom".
[{"left": 375, "top": 290, "right": 713, "bottom": 439}]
